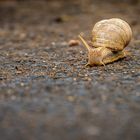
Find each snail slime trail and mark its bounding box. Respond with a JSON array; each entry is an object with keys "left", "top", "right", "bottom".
[{"left": 79, "top": 18, "right": 132, "bottom": 66}]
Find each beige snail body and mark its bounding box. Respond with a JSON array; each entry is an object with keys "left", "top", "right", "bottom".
[{"left": 79, "top": 18, "right": 132, "bottom": 66}]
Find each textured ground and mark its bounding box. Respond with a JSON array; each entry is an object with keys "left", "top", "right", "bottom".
[{"left": 0, "top": 0, "right": 140, "bottom": 140}]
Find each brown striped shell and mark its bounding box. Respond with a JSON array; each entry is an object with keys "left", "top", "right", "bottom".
[{"left": 92, "top": 18, "right": 132, "bottom": 51}]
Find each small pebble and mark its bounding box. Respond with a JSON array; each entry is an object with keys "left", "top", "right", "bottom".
[
  {"left": 68, "top": 39, "right": 80, "bottom": 47},
  {"left": 73, "top": 78, "right": 77, "bottom": 81},
  {"left": 51, "top": 42, "right": 56, "bottom": 46},
  {"left": 67, "top": 96, "right": 75, "bottom": 102},
  {"left": 20, "top": 83, "right": 25, "bottom": 86}
]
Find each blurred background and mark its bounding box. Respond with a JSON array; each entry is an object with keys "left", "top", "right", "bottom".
[
  {"left": 0, "top": 0, "right": 139, "bottom": 40},
  {"left": 0, "top": 1, "right": 140, "bottom": 140}
]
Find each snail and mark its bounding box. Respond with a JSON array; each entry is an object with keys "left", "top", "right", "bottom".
[{"left": 78, "top": 18, "right": 132, "bottom": 66}]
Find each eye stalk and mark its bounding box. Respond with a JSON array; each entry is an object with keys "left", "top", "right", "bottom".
[{"left": 78, "top": 34, "right": 91, "bottom": 52}]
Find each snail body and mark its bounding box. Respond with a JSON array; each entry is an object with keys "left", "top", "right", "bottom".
[{"left": 79, "top": 18, "right": 132, "bottom": 66}]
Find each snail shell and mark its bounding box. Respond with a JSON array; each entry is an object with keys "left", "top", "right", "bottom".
[{"left": 79, "top": 18, "right": 132, "bottom": 66}]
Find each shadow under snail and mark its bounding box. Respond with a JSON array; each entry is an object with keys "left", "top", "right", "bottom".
[{"left": 78, "top": 18, "right": 132, "bottom": 66}]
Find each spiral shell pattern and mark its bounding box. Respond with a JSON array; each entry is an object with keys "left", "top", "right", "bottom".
[{"left": 92, "top": 18, "right": 132, "bottom": 51}]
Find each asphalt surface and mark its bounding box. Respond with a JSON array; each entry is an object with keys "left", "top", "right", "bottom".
[{"left": 0, "top": 1, "right": 140, "bottom": 140}]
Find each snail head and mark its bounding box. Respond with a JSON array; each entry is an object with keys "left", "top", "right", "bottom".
[{"left": 78, "top": 34, "right": 104, "bottom": 66}]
